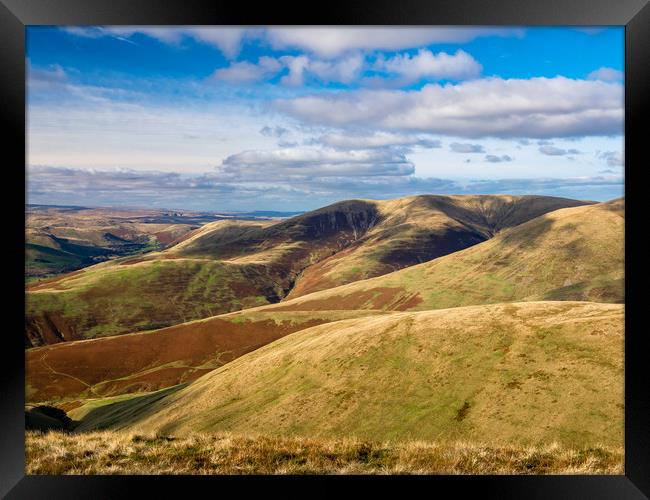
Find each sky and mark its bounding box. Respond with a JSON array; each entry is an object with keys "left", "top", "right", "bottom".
[{"left": 26, "top": 26, "right": 625, "bottom": 211}]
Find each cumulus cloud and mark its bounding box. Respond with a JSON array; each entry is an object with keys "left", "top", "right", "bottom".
[
  {"left": 278, "top": 54, "right": 365, "bottom": 86},
  {"left": 539, "top": 145, "right": 582, "bottom": 156},
  {"left": 317, "top": 132, "right": 441, "bottom": 150},
  {"left": 264, "top": 27, "right": 523, "bottom": 58},
  {"left": 274, "top": 77, "right": 623, "bottom": 139},
  {"left": 210, "top": 53, "right": 365, "bottom": 86},
  {"left": 211, "top": 57, "right": 282, "bottom": 84},
  {"left": 587, "top": 67, "right": 624, "bottom": 82},
  {"left": 450, "top": 143, "right": 484, "bottom": 153},
  {"left": 308, "top": 54, "right": 365, "bottom": 83},
  {"left": 374, "top": 49, "right": 482, "bottom": 83},
  {"left": 218, "top": 147, "right": 415, "bottom": 178},
  {"left": 485, "top": 154, "right": 513, "bottom": 163}
]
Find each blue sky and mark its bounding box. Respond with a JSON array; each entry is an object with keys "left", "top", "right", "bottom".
[{"left": 26, "top": 26, "right": 624, "bottom": 211}]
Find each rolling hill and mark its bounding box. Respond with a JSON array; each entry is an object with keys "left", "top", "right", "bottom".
[
  {"left": 25, "top": 195, "right": 588, "bottom": 346},
  {"left": 271, "top": 199, "right": 624, "bottom": 312},
  {"left": 25, "top": 198, "right": 623, "bottom": 404},
  {"left": 68, "top": 301, "right": 624, "bottom": 448}
]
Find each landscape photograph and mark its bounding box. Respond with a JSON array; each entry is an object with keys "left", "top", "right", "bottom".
[{"left": 25, "top": 26, "right": 625, "bottom": 475}]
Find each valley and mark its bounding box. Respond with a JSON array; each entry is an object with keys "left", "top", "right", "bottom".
[{"left": 25, "top": 204, "right": 298, "bottom": 281}]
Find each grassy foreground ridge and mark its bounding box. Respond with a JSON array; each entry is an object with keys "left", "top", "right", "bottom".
[
  {"left": 26, "top": 431, "right": 622, "bottom": 475},
  {"left": 98, "top": 302, "right": 622, "bottom": 448}
]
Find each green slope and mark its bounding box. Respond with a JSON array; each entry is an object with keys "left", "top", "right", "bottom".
[{"left": 76, "top": 301, "right": 624, "bottom": 448}]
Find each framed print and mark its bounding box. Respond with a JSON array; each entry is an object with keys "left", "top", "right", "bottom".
[{"left": 2, "top": 0, "right": 648, "bottom": 497}]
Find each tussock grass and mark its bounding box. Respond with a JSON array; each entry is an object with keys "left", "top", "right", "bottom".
[{"left": 26, "top": 430, "right": 623, "bottom": 475}]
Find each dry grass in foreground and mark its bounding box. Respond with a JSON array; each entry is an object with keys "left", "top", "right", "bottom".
[{"left": 26, "top": 431, "right": 623, "bottom": 475}]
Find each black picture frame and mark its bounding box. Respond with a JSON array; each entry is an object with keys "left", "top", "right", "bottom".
[{"left": 2, "top": 0, "right": 648, "bottom": 497}]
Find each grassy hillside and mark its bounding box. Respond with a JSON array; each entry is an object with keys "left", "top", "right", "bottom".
[
  {"left": 25, "top": 195, "right": 588, "bottom": 346},
  {"left": 26, "top": 310, "right": 391, "bottom": 403},
  {"left": 73, "top": 301, "right": 623, "bottom": 448},
  {"left": 25, "top": 257, "right": 283, "bottom": 346},
  {"left": 285, "top": 195, "right": 590, "bottom": 298},
  {"left": 271, "top": 199, "right": 624, "bottom": 313}
]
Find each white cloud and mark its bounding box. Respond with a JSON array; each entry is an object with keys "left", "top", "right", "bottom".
[
  {"left": 211, "top": 57, "right": 281, "bottom": 84},
  {"left": 317, "top": 131, "right": 441, "bottom": 150},
  {"left": 211, "top": 53, "right": 366, "bottom": 86},
  {"left": 210, "top": 53, "right": 365, "bottom": 86},
  {"left": 218, "top": 147, "right": 414, "bottom": 178},
  {"left": 264, "top": 27, "right": 523, "bottom": 58},
  {"left": 279, "top": 55, "right": 310, "bottom": 86},
  {"left": 587, "top": 67, "right": 624, "bottom": 82},
  {"left": 185, "top": 28, "right": 249, "bottom": 59},
  {"left": 308, "top": 53, "right": 365, "bottom": 83},
  {"left": 275, "top": 76, "right": 623, "bottom": 139},
  {"left": 450, "top": 143, "right": 484, "bottom": 153},
  {"left": 375, "top": 49, "right": 482, "bottom": 82}
]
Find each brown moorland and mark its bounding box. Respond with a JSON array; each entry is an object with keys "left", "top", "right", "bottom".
[{"left": 26, "top": 310, "right": 391, "bottom": 403}]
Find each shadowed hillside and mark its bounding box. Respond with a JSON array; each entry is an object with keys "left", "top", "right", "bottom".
[
  {"left": 285, "top": 195, "right": 590, "bottom": 298},
  {"left": 271, "top": 199, "right": 624, "bottom": 312},
  {"left": 67, "top": 302, "right": 624, "bottom": 448},
  {"left": 25, "top": 195, "right": 587, "bottom": 346}
]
